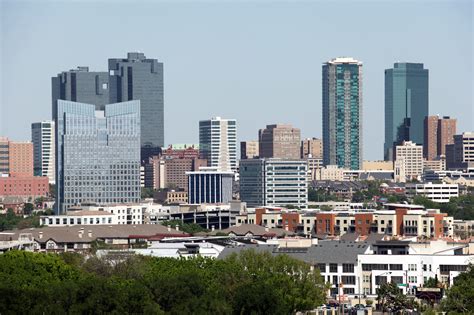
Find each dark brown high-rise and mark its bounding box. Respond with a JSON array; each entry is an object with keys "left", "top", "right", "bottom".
[
  {"left": 258, "top": 124, "right": 301, "bottom": 159},
  {"left": 423, "top": 115, "right": 457, "bottom": 160}
]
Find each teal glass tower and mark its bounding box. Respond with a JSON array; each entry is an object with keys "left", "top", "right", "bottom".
[
  {"left": 322, "top": 57, "right": 363, "bottom": 170},
  {"left": 384, "top": 63, "right": 428, "bottom": 161}
]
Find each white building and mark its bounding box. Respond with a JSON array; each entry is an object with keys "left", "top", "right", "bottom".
[
  {"left": 240, "top": 158, "right": 309, "bottom": 209},
  {"left": 316, "top": 165, "right": 346, "bottom": 181},
  {"left": 395, "top": 141, "right": 423, "bottom": 181},
  {"left": 307, "top": 157, "right": 323, "bottom": 180},
  {"left": 31, "top": 121, "right": 55, "bottom": 184},
  {"left": 406, "top": 182, "right": 459, "bottom": 203},
  {"left": 199, "top": 117, "right": 237, "bottom": 172}
]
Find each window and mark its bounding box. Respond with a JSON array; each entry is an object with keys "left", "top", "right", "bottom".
[
  {"left": 362, "top": 264, "right": 389, "bottom": 271},
  {"left": 332, "top": 275, "right": 338, "bottom": 284},
  {"left": 408, "top": 264, "right": 417, "bottom": 271},
  {"left": 375, "top": 276, "right": 388, "bottom": 285},
  {"left": 391, "top": 276, "right": 403, "bottom": 284},
  {"left": 318, "top": 263, "right": 326, "bottom": 273},
  {"left": 343, "top": 263, "right": 354, "bottom": 273},
  {"left": 330, "top": 263, "right": 338, "bottom": 273},
  {"left": 409, "top": 276, "right": 417, "bottom": 283},
  {"left": 363, "top": 275, "right": 370, "bottom": 283},
  {"left": 341, "top": 276, "right": 356, "bottom": 285},
  {"left": 343, "top": 288, "right": 355, "bottom": 294},
  {"left": 390, "top": 264, "right": 403, "bottom": 271}
]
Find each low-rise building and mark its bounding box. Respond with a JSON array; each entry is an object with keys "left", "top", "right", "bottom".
[
  {"left": 0, "top": 176, "right": 49, "bottom": 198},
  {"left": 406, "top": 182, "right": 459, "bottom": 203}
]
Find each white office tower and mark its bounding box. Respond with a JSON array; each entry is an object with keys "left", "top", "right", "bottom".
[
  {"left": 31, "top": 121, "right": 55, "bottom": 184},
  {"left": 199, "top": 117, "right": 237, "bottom": 172}
]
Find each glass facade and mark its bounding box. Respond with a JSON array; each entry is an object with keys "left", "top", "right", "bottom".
[
  {"left": 322, "top": 58, "right": 363, "bottom": 170},
  {"left": 187, "top": 171, "right": 233, "bottom": 204},
  {"left": 108, "top": 52, "right": 164, "bottom": 149},
  {"left": 55, "top": 100, "right": 141, "bottom": 214},
  {"left": 384, "top": 63, "right": 428, "bottom": 160}
]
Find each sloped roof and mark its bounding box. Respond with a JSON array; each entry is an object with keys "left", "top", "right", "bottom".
[
  {"left": 218, "top": 240, "right": 370, "bottom": 264},
  {"left": 215, "top": 224, "right": 295, "bottom": 237}
]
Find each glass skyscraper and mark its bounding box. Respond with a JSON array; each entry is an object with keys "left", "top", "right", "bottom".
[
  {"left": 55, "top": 100, "right": 141, "bottom": 214},
  {"left": 109, "top": 52, "right": 164, "bottom": 152},
  {"left": 384, "top": 63, "right": 428, "bottom": 161},
  {"left": 322, "top": 57, "right": 363, "bottom": 170}
]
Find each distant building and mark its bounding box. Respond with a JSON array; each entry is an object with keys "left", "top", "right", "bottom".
[
  {"left": 362, "top": 161, "right": 393, "bottom": 171},
  {"left": 31, "top": 121, "right": 55, "bottom": 184},
  {"left": 240, "top": 158, "right": 308, "bottom": 208},
  {"left": 0, "top": 137, "right": 34, "bottom": 178},
  {"left": 424, "top": 115, "right": 456, "bottom": 160},
  {"left": 406, "top": 182, "right": 459, "bottom": 203},
  {"left": 55, "top": 100, "right": 141, "bottom": 214},
  {"left": 395, "top": 141, "right": 423, "bottom": 181},
  {"left": 384, "top": 63, "right": 429, "bottom": 160},
  {"left": 423, "top": 156, "right": 446, "bottom": 172},
  {"left": 148, "top": 156, "right": 206, "bottom": 191},
  {"left": 0, "top": 176, "right": 49, "bottom": 199},
  {"left": 323, "top": 57, "right": 363, "bottom": 170},
  {"left": 446, "top": 132, "right": 474, "bottom": 170},
  {"left": 307, "top": 157, "right": 324, "bottom": 181},
  {"left": 315, "top": 165, "right": 346, "bottom": 181},
  {"left": 162, "top": 145, "right": 199, "bottom": 159},
  {"left": 240, "top": 141, "right": 259, "bottom": 159},
  {"left": 199, "top": 117, "right": 237, "bottom": 172},
  {"left": 259, "top": 124, "right": 301, "bottom": 159},
  {"left": 301, "top": 138, "right": 322, "bottom": 159},
  {"left": 51, "top": 66, "right": 109, "bottom": 121},
  {"left": 109, "top": 52, "right": 164, "bottom": 150},
  {"left": 187, "top": 169, "right": 234, "bottom": 204}
]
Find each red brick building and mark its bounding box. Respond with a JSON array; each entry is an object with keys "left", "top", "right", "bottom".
[{"left": 0, "top": 176, "right": 49, "bottom": 198}]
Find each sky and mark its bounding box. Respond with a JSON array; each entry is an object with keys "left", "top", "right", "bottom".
[{"left": 1, "top": 0, "right": 473, "bottom": 160}]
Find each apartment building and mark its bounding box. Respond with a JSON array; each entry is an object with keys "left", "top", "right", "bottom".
[{"left": 395, "top": 141, "right": 424, "bottom": 180}]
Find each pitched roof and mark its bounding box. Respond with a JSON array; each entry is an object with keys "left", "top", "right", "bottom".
[
  {"left": 215, "top": 224, "right": 295, "bottom": 237},
  {"left": 218, "top": 240, "right": 370, "bottom": 264}
]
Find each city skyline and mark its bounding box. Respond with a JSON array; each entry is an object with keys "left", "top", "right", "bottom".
[{"left": 1, "top": 1, "right": 473, "bottom": 161}]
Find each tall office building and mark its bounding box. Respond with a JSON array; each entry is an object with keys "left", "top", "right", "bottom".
[
  {"left": 199, "top": 117, "right": 237, "bottom": 172},
  {"left": 109, "top": 52, "right": 164, "bottom": 151},
  {"left": 322, "top": 57, "right": 363, "bottom": 170},
  {"left": 424, "top": 115, "right": 457, "bottom": 160},
  {"left": 55, "top": 100, "right": 141, "bottom": 214},
  {"left": 240, "top": 141, "right": 259, "bottom": 159},
  {"left": 301, "top": 137, "right": 322, "bottom": 159},
  {"left": 31, "top": 121, "right": 55, "bottom": 184},
  {"left": 384, "top": 63, "right": 429, "bottom": 160},
  {"left": 0, "top": 137, "right": 33, "bottom": 177},
  {"left": 239, "top": 158, "right": 308, "bottom": 208},
  {"left": 52, "top": 67, "right": 109, "bottom": 120},
  {"left": 446, "top": 132, "right": 474, "bottom": 169},
  {"left": 395, "top": 141, "right": 423, "bottom": 181},
  {"left": 258, "top": 124, "right": 301, "bottom": 159}
]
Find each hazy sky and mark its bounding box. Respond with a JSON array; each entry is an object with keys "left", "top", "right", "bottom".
[{"left": 1, "top": 0, "right": 473, "bottom": 160}]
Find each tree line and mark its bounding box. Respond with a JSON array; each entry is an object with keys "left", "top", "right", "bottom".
[{"left": 0, "top": 250, "right": 327, "bottom": 314}]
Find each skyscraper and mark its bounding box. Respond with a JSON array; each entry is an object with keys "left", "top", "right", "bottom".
[
  {"left": 384, "top": 63, "right": 429, "bottom": 160},
  {"left": 108, "top": 52, "right": 164, "bottom": 151},
  {"left": 424, "top": 115, "right": 457, "bottom": 160},
  {"left": 199, "top": 117, "right": 237, "bottom": 172},
  {"left": 55, "top": 100, "right": 141, "bottom": 214},
  {"left": 51, "top": 67, "right": 109, "bottom": 120},
  {"left": 322, "top": 57, "right": 363, "bottom": 170},
  {"left": 240, "top": 141, "right": 259, "bottom": 159},
  {"left": 32, "top": 121, "right": 55, "bottom": 184},
  {"left": 259, "top": 124, "right": 301, "bottom": 159},
  {"left": 301, "top": 137, "right": 323, "bottom": 159}
]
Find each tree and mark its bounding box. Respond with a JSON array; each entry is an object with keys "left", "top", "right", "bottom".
[
  {"left": 424, "top": 276, "right": 440, "bottom": 288},
  {"left": 160, "top": 219, "right": 207, "bottom": 235},
  {"left": 442, "top": 264, "right": 474, "bottom": 313},
  {"left": 141, "top": 187, "right": 155, "bottom": 199},
  {"left": 377, "top": 282, "right": 415, "bottom": 312},
  {"left": 23, "top": 203, "right": 34, "bottom": 215}
]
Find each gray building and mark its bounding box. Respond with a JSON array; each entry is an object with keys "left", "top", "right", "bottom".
[
  {"left": 384, "top": 63, "right": 429, "bottom": 160},
  {"left": 322, "top": 58, "right": 363, "bottom": 170},
  {"left": 31, "top": 121, "right": 55, "bottom": 184},
  {"left": 187, "top": 170, "right": 234, "bottom": 204},
  {"left": 240, "top": 158, "right": 308, "bottom": 208},
  {"left": 55, "top": 100, "right": 141, "bottom": 214},
  {"left": 109, "top": 52, "right": 164, "bottom": 151},
  {"left": 52, "top": 67, "right": 109, "bottom": 121},
  {"left": 199, "top": 117, "right": 237, "bottom": 172}
]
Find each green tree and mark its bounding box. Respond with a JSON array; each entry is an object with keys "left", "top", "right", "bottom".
[
  {"left": 442, "top": 264, "right": 474, "bottom": 313},
  {"left": 160, "top": 219, "right": 207, "bottom": 235},
  {"left": 141, "top": 187, "right": 155, "bottom": 199},
  {"left": 424, "top": 276, "right": 440, "bottom": 288},
  {"left": 23, "top": 203, "right": 34, "bottom": 215},
  {"left": 377, "top": 282, "right": 414, "bottom": 312}
]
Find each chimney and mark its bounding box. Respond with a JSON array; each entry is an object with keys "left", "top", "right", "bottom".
[
  {"left": 211, "top": 225, "right": 215, "bottom": 232},
  {"left": 175, "top": 225, "right": 179, "bottom": 231},
  {"left": 265, "top": 226, "right": 269, "bottom": 232},
  {"left": 87, "top": 230, "right": 92, "bottom": 238},
  {"left": 167, "top": 225, "right": 171, "bottom": 232},
  {"left": 78, "top": 230, "right": 83, "bottom": 238},
  {"left": 38, "top": 232, "right": 43, "bottom": 239}
]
